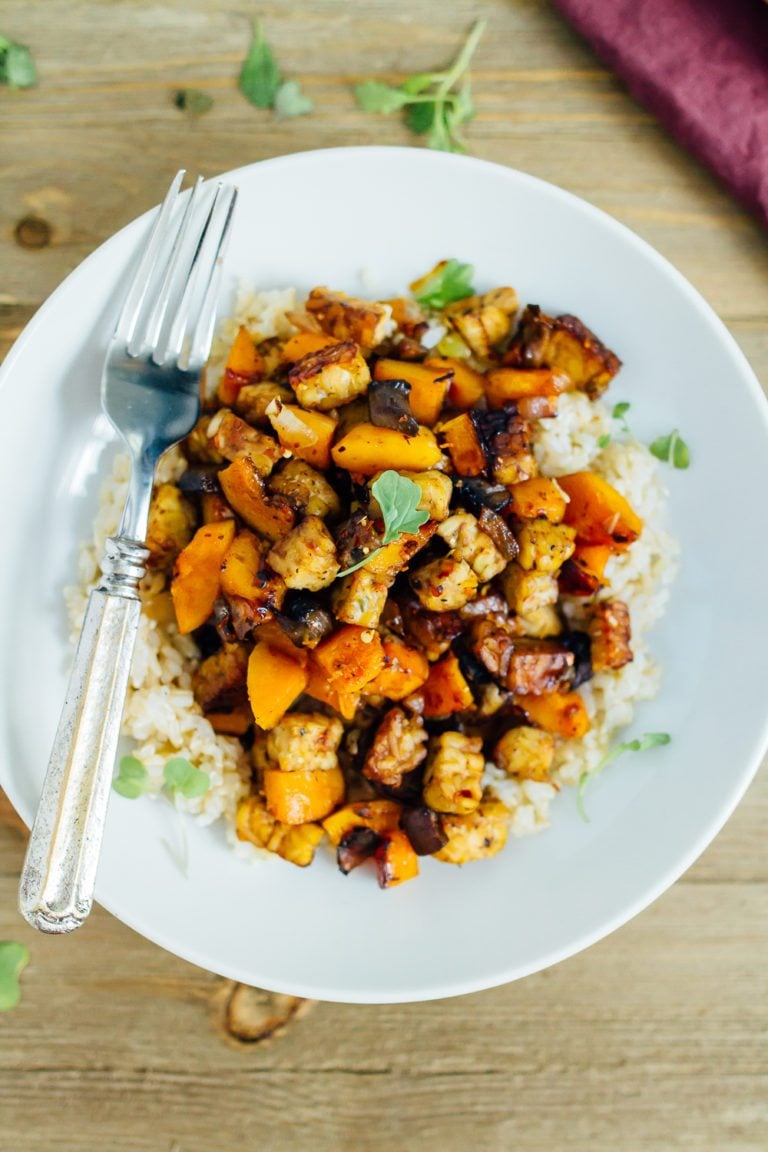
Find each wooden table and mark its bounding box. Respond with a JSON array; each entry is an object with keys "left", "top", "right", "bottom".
[{"left": 2, "top": 3, "right": 767, "bottom": 1149}]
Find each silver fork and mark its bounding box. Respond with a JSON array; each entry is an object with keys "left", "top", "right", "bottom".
[{"left": 19, "top": 171, "right": 237, "bottom": 934}]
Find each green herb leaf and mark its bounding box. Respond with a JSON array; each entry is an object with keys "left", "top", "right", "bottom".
[
  {"left": 597, "top": 433, "right": 611, "bottom": 449},
  {"left": 174, "top": 88, "right": 214, "bottom": 116},
  {"left": 113, "top": 755, "right": 151, "bottom": 800},
  {"left": 0, "top": 941, "right": 30, "bottom": 1012},
  {"left": 0, "top": 37, "right": 37, "bottom": 89},
  {"left": 577, "top": 732, "right": 671, "bottom": 820},
  {"left": 374, "top": 470, "right": 430, "bottom": 543},
  {"left": 650, "top": 428, "right": 690, "bottom": 469},
  {"left": 612, "top": 401, "right": 630, "bottom": 420},
  {"left": 239, "top": 20, "right": 282, "bottom": 108},
  {"left": 163, "top": 757, "right": 210, "bottom": 800},
  {"left": 354, "top": 80, "right": 410, "bottom": 114},
  {"left": 405, "top": 100, "right": 437, "bottom": 135},
  {"left": 413, "top": 258, "right": 475, "bottom": 309},
  {"left": 402, "top": 72, "right": 437, "bottom": 96},
  {"left": 274, "top": 78, "right": 314, "bottom": 119}
]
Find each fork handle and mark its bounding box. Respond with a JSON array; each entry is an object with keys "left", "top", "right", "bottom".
[{"left": 19, "top": 537, "right": 148, "bottom": 933}]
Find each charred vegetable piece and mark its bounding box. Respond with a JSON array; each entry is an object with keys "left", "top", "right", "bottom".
[
  {"left": 373, "top": 359, "right": 451, "bottom": 426},
  {"left": 485, "top": 410, "right": 538, "bottom": 486},
  {"left": 265, "top": 399, "right": 338, "bottom": 470},
  {"left": 322, "top": 799, "right": 403, "bottom": 845},
  {"left": 399, "top": 806, "right": 448, "bottom": 855},
  {"left": 485, "top": 367, "right": 567, "bottom": 409},
  {"left": 276, "top": 592, "right": 334, "bottom": 649},
  {"left": 440, "top": 412, "right": 486, "bottom": 477},
  {"left": 435, "top": 795, "right": 510, "bottom": 864},
  {"left": 401, "top": 601, "right": 464, "bottom": 661},
  {"left": 423, "top": 731, "right": 485, "bottom": 815},
  {"left": 505, "top": 305, "right": 621, "bottom": 400},
  {"left": 337, "top": 826, "right": 382, "bottom": 874},
  {"left": 220, "top": 530, "right": 286, "bottom": 609},
  {"left": 266, "top": 712, "right": 343, "bottom": 772},
  {"left": 289, "top": 340, "right": 371, "bottom": 410},
  {"left": 334, "top": 509, "right": 382, "bottom": 572},
  {"left": 267, "top": 516, "right": 340, "bottom": 591},
  {"left": 331, "top": 423, "right": 442, "bottom": 475},
  {"left": 236, "top": 796, "right": 324, "bottom": 867},
  {"left": 208, "top": 409, "right": 283, "bottom": 476},
  {"left": 363, "top": 707, "right": 428, "bottom": 788},
  {"left": 452, "top": 476, "right": 511, "bottom": 517},
  {"left": 311, "top": 624, "right": 385, "bottom": 693},
  {"left": 145, "top": 484, "right": 196, "bottom": 570},
  {"left": 207, "top": 706, "right": 253, "bottom": 736},
  {"left": 506, "top": 476, "right": 568, "bottom": 523},
  {"left": 505, "top": 638, "right": 574, "bottom": 696},
  {"left": 305, "top": 286, "right": 392, "bottom": 348},
  {"left": 171, "top": 520, "right": 237, "bottom": 634},
  {"left": 409, "top": 554, "right": 479, "bottom": 613},
  {"left": 558, "top": 543, "right": 612, "bottom": 596},
  {"left": 247, "top": 642, "right": 308, "bottom": 730},
  {"left": 192, "top": 643, "right": 249, "bottom": 712},
  {"left": 589, "top": 599, "right": 633, "bottom": 672},
  {"left": 368, "top": 378, "right": 419, "bottom": 437},
  {"left": 268, "top": 459, "right": 341, "bottom": 519},
  {"left": 494, "top": 725, "right": 555, "bottom": 782},
  {"left": 517, "top": 690, "right": 590, "bottom": 739},
  {"left": 562, "top": 630, "right": 593, "bottom": 689},
  {"left": 305, "top": 664, "right": 361, "bottom": 721},
  {"left": 263, "top": 766, "right": 345, "bottom": 825},
  {"left": 218, "top": 325, "right": 265, "bottom": 406},
  {"left": 201, "top": 492, "right": 235, "bottom": 524},
  {"left": 362, "top": 638, "right": 430, "bottom": 700},
  {"left": 558, "top": 472, "right": 642, "bottom": 549},
  {"left": 477, "top": 508, "right": 519, "bottom": 562},
  {"left": 415, "top": 652, "right": 474, "bottom": 719},
  {"left": 425, "top": 356, "right": 485, "bottom": 409},
  {"left": 375, "top": 830, "right": 419, "bottom": 888},
  {"left": 281, "top": 330, "right": 339, "bottom": 362},
  {"left": 219, "top": 457, "right": 296, "bottom": 541},
  {"left": 177, "top": 466, "right": 222, "bottom": 495}
]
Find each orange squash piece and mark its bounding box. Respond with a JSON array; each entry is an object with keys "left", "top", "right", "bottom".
[
  {"left": 170, "top": 520, "right": 236, "bottom": 634},
  {"left": 305, "top": 664, "right": 360, "bottom": 721},
  {"left": 362, "top": 638, "right": 430, "bottom": 701},
  {"left": 485, "top": 367, "right": 568, "bottom": 409},
  {"left": 247, "top": 642, "right": 308, "bottom": 730},
  {"left": 218, "top": 326, "right": 264, "bottom": 405},
  {"left": 440, "top": 412, "right": 486, "bottom": 477},
  {"left": 281, "top": 331, "right": 339, "bottom": 362},
  {"left": 418, "top": 652, "right": 474, "bottom": 718},
  {"left": 425, "top": 356, "right": 485, "bottom": 409},
  {"left": 507, "top": 476, "right": 568, "bottom": 523},
  {"left": 311, "top": 624, "right": 385, "bottom": 692},
  {"left": 517, "top": 691, "right": 591, "bottom": 739},
  {"left": 206, "top": 706, "right": 253, "bottom": 736},
  {"left": 219, "top": 456, "right": 296, "bottom": 541},
  {"left": 375, "top": 829, "right": 419, "bottom": 887},
  {"left": 558, "top": 543, "right": 612, "bottom": 596},
  {"left": 322, "top": 799, "right": 403, "bottom": 845},
  {"left": 263, "top": 766, "right": 345, "bottom": 825},
  {"left": 373, "top": 359, "right": 452, "bottom": 425},
  {"left": 331, "top": 423, "right": 441, "bottom": 475},
  {"left": 266, "top": 400, "right": 337, "bottom": 470},
  {"left": 557, "top": 471, "right": 643, "bottom": 549}
]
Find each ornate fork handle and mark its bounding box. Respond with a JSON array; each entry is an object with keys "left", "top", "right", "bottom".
[{"left": 18, "top": 536, "right": 149, "bottom": 933}]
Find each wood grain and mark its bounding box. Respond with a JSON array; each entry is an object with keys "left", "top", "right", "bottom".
[{"left": 1, "top": 1, "right": 766, "bottom": 1149}]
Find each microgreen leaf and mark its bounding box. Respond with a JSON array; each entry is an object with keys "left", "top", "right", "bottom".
[
  {"left": 336, "top": 471, "right": 428, "bottom": 578},
  {"left": 0, "top": 941, "right": 30, "bottom": 1012},
  {"left": 611, "top": 401, "right": 631, "bottom": 436},
  {"left": 412, "top": 258, "right": 475, "bottom": 309},
  {"left": 0, "top": 37, "right": 37, "bottom": 89},
  {"left": 405, "top": 100, "right": 437, "bottom": 135},
  {"left": 163, "top": 757, "right": 210, "bottom": 799},
  {"left": 650, "top": 429, "right": 690, "bottom": 469},
  {"left": 174, "top": 88, "right": 214, "bottom": 116},
  {"left": 597, "top": 433, "right": 611, "bottom": 449},
  {"left": 577, "top": 732, "right": 671, "bottom": 821},
  {"left": 239, "top": 20, "right": 282, "bottom": 108},
  {"left": 113, "top": 755, "right": 151, "bottom": 800},
  {"left": 274, "top": 78, "right": 314, "bottom": 119},
  {"left": 354, "top": 80, "right": 410, "bottom": 113}
]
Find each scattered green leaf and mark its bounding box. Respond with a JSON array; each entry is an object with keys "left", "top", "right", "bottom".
[
  {"left": 274, "top": 78, "right": 314, "bottom": 119},
  {"left": 354, "top": 19, "right": 486, "bottom": 153},
  {"left": 174, "top": 88, "right": 214, "bottom": 116},
  {"left": 336, "top": 470, "right": 428, "bottom": 577},
  {"left": 0, "top": 941, "right": 30, "bottom": 1011},
  {"left": 611, "top": 401, "right": 631, "bottom": 436},
  {"left": 577, "top": 732, "right": 671, "bottom": 821},
  {"left": 113, "top": 755, "right": 151, "bottom": 800},
  {"left": 412, "top": 258, "right": 475, "bottom": 310},
  {"left": 649, "top": 428, "right": 690, "bottom": 469},
  {"left": 597, "top": 433, "right": 611, "bottom": 449},
  {"left": 0, "top": 36, "right": 37, "bottom": 89},
  {"left": 163, "top": 757, "right": 210, "bottom": 800},
  {"left": 239, "top": 20, "right": 282, "bottom": 108}
]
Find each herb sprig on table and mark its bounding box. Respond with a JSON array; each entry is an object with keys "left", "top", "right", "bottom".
[
  {"left": 0, "top": 35, "right": 37, "bottom": 89},
  {"left": 239, "top": 20, "right": 313, "bottom": 118},
  {"left": 336, "top": 470, "right": 429, "bottom": 577},
  {"left": 0, "top": 941, "right": 30, "bottom": 1012},
  {"left": 355, "top": 19, "right": 486, "bottom": 152}
]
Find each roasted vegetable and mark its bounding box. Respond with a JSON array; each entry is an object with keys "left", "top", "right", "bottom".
[
  {"left": 375, "top": 830, "right": 419, "bottom": 887},
  {"left": 363, "top": 707, "right": 428, "bottom": 788},
  {"left": 268, "top": 459, "right": 341, "bottom": 519},
  {"left": 399, "top": 806, "right": 448, "bottom": 855},
  {"left": 192, "top": 643, "right": 249, "bottom": 712},
  {"left": 373, "top": 359, "right": 451, "bottom": 426},
  {"left": 265, "top": 399, "right": 338, "bottom": 470},
  {"left": 305, "top": 663, "right": 360, "bottom": 721},
  {"left": 220, "top": 530, "right": 286, "bottom": 610},
  {"left": 246, "top": 642, "right": 308, "bottom": 730},
  {"left": 311, "top": 624, "right": 385, "bottom": 693},
  {"left": 233, "top": 381, "right": 294, "bottom": 427},
  {"left": 263, "top": 765, "right": 345, "bottom": 825},
  {"left": 305, "top": 286, "right": 392, "bottom": 347},
  {"left": 558, "top": 543, "right": 612, "bottom": 596},
  {"left": 452, "top": 476, "right": 511, "bottom": 517},
  {"left": 425, "top": 356, "right": 485, "bottom": 409},
  {"left": 267, "top": 516, "right": 340, "bottom": 591},
  {"left": 435, "top": 795, "right": 510, "bottom": 864},
  {"left": 171, "top": 520, "right": 237, "bottom": 634},
  {"left": 362, "top": 638, "right": 430, "bottom": 700},
  {"left": 331, "top": 423, "right": 442, "bottom": 475},
  {"left": 276, "top": 592, "right": 334, "bottom": 649},
  {"left": 281, "top": 330, "right": 338, "bottom": 362},
  {"left": 505, "top": 305, "right": 621, "bottom": 399},
  {"left": 265, "top": 712, "right": 343, "bottom": 772},
  {"left": 557, "top": 472, "right": 642, "bottom": 549},
  {"left": 177, "top": 466, "right": 222, "bottom": 495},
  {"left": 562, "top": 630, "right": 593, "bottom": 689},
  {"left": 218, "top": 325, "right": 265, "bottom": 406},
  {"left": 322, "top": 799, "right": 402, "bottom": 845},
  {"left": 236, "top": 795, "right": 324, "bottom": 866},
  {"left": 440, "top": 412, "right": 486, "bottom": 477},
  {"left": 219, "top": 457, "right": 296, "bottom": 541},
  {"left": 486, "top": 410, "right": 538, "bottom": 486},
  {"left": 423, "top": 731, "right": 485, "bottom": 815},
  {"left": 289, "top": 340, "right": 371, "bottom": 410},
  {"left": 506, "top": 476, "right": 567, "bottom": 523},
  {"left": 337, "top": 826, "right": 382, "bottom": 874},
  {"left": 414, "top": 652, "right": 474, "bottom": 718},
  {"left": 494, "top": 726, "right": 555, "bottom": 782},
  {"left": 517, "top": 689, "right": 590, "bottom": 739},
  {"left": 401, "top": 600, "right": 464, "bottom": 661},
  {"left": 367, "top": 378, "right": 419, "bottom": 436},
  {"left": 485, "top": 367, "right": 567, "bottom": 409},
  {"left": 145, "top": 483, "right": 196, "bottom": 571},
  {"left": 208, "top": 409, "right": 283, "bottom": 476},
  {"left": 589, "top": 598, "right": 633, "bottom": 672},
  {"left": 409, "top": 555, "right": 479, "bottom": 613}
]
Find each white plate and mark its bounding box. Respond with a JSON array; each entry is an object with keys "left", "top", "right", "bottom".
[{"left": 2, "top": 147, "right": 767, "bottom": 1003}]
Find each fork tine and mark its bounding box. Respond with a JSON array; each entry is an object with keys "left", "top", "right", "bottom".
[
  {"left": 184, "top": 185, "right": 238, "bottom": 374},
  {"left": 130, "top": 175, "right": 205, "bottom": 358},
  {"left": 115, "top": 170, "right": 185, "bottom": 345}
]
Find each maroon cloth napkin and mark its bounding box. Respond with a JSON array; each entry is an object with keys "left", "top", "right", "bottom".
[{"left": 551, "top": 0, "right": 768, "bottom": 226}]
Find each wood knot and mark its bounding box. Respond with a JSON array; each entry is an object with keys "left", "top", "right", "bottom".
[
  {"left": 14, "top": 215, "right": 52, "bottom": 249},
  {"left": 221, "top": 981, "right": 314, "bottom": 1045}
]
